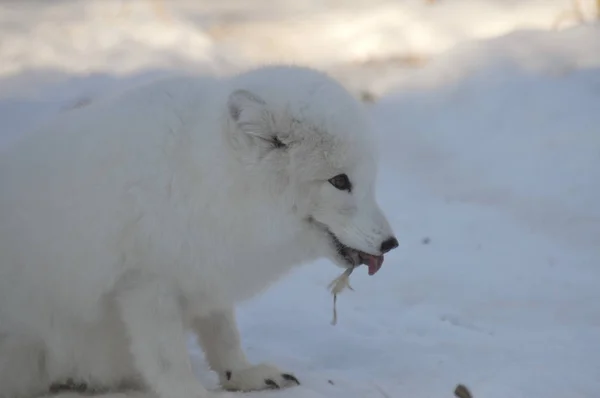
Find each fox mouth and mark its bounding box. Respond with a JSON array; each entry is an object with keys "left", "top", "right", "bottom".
[
  {"left": 307, "top": 216, "right": 385, "bottom": 275},
  {"left": 326, "top": 230, "right": 384, "bottom": 276}
]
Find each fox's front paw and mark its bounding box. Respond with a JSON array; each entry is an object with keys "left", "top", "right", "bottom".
[{"left": 219, "top": 363, "right": 300, "bottom": 392}]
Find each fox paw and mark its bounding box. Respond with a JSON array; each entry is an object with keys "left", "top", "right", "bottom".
[
  {"left": 220, "top": 363, "right": 300, "bottom": 392},
  {"left": 49, "top": 379, "right": 89, "bottom": 394}
]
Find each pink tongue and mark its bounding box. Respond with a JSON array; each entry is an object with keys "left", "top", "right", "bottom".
[{"left": 365, "top": 254, "right": 384, "bottom": 276}]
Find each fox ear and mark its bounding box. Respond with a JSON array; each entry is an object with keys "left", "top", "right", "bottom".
[
  {"left": 227, "top": 89, "right": 270, "bottom": 138},
  {"left": 228, "top": 89, "right": 265, "bottom": 121},
  {"left": 226, "top": 89, "right": 287, "bottom": 150}
]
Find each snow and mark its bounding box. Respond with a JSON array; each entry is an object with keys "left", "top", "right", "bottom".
[{"left": 1, "top": 0, "right": 599, "bottom": 397}]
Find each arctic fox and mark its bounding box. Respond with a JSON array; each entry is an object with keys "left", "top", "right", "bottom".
[{"left": 0, "top": 65, "right": 398, "bottom": 398}]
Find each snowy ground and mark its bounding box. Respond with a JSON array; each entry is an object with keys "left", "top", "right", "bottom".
[{"left": 1, "top": 0, "right": 599, "bottom": 397}]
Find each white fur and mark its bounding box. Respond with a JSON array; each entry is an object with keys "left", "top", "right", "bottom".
[{"left": 0, "top": 65, "right": 396, "bottom": 398}]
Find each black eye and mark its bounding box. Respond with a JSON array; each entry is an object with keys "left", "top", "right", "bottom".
[
  {"left": 271, "top": 136, "right": 285, "bottom": 149},
  {"left": 328, "top": 173, "right": 352, "bottom": 192}
]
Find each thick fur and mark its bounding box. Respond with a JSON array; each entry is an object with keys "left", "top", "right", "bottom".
[{"left": 0, "top": 65, "right": 396, "bottom": 398}]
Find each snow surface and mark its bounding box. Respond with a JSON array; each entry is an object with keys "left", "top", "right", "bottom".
[{"left": 1, "top": 1, "right": 599, "bottom": 397}]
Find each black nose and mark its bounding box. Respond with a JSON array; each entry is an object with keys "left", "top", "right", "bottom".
[{"left": 380, "top": 237, "right": 399, "bottom": 254}]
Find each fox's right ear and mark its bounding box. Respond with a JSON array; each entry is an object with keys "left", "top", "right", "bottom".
[
  {"left": 227, "top": 89, "right": 269, "bottom": 138},
  {"left": 228, "top": 90, "right": 265, "bottom": 120},
  {"left": 227, "top": 89, "right": 287, "bottom": 150}
]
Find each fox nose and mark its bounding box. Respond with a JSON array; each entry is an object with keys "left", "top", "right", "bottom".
[{"left": 380, "top": 237, "right": 399, "bottom": 254}]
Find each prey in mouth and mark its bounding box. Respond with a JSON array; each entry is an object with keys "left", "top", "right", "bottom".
[{"left": 326, "top": 230, "right": 384, "bottom": 276}]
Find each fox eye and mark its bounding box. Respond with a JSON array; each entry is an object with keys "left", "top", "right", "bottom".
[
  {"left": 270, "top": 136, "right": 285, "bottom": 149},
  {"left": 328, "top": 173, "right": 352, "bottom": 192}
]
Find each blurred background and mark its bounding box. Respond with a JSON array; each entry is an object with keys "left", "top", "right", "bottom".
[
  {"left": 1, "top": 1, "right": 599, "bottom": 398},
  {"left": 1, "top": 0, "right": 599, "bottom": 101}
]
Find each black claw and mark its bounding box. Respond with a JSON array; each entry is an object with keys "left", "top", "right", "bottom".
[
  {"left": 225, "top": 371, "right": 232, "bottom": 381},
  {"left": 282, "top": 373, "right": 300, "bottom": 385},
  {"left": 73, "top": 383, "right": 88, "bottom": 393},
  {"left": 49, "top": 379, "right": 88, "bottom": 394},
  {"left": 49, "top": 384, "right": 63, "bottom": 394},
  {"left": 264, "top": 379, "right": 280, "bottom": 389}
]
